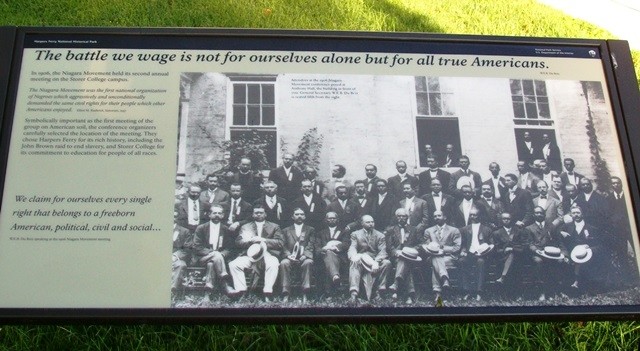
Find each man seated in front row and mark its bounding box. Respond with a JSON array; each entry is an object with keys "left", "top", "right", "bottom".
[
  {"left": 347, "top": 215, "right": 390, "bottom": 302},
  {"left": 315, "top": 211, "right": 350, "bottom": 294},
  {"left": 228, "top": 205, "right": 283, "bottom": 302},
  {"left": 422, "top": 210, "right": 461, "bottom": 302},
  {"left": 279, "top": 208, "right": 315, "bottom": 303},
  {"left": 385, "top": 208, "right": 422, "bottom": 304},
  {"left": 192, "top": 205, "right": 237, "bottom": 301}
]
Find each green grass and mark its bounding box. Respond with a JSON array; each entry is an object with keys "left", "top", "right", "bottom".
[{"left": 1, "top": 0, "right": 640, "bottom": 349}]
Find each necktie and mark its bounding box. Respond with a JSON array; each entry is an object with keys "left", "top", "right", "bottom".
[
  {"left": 437, "top": 227, "right": 443, "bottom": 242},
  {"left": 231, "top": 200, "right": 238, "bottom": 221},
  {"left": 192, "top": 200, "right": 199, "bottom": 222}
]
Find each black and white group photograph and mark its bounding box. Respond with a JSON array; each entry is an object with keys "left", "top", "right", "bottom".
[{"left": 171, "top": 71, "right": 640, "bottom": 310}]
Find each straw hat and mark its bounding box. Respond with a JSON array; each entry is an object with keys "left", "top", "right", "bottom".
[{"left": 570, "top": 244, "right": 593, "bottom": 263}]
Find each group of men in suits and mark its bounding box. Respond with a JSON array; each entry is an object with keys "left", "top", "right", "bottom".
[{"left": 172, "top": 153, "right": 637, "bottom": 304}]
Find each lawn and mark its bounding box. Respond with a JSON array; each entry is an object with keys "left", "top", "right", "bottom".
[{"left": 1, "top": 0, "right": 639, "bottom": 349}]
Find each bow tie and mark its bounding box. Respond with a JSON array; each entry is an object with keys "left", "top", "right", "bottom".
[{"left": 540, "top": 195, "right": 547, "bottom": 199}]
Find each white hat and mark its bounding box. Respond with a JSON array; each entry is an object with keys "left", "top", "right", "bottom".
[
  {"left": 247, "top": 243, "right": 266, "bottom": 262},
  {"left": 570, "top": 244, "right": 593, "bottom": 263},
  {"left": 536, "top": 246, "right": 565, "bottom": 260}
]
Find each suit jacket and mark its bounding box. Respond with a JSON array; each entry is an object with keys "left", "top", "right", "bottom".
[
  {"left": 423, "top": 224, "right": 462, "bottom": 255},
  {"left": 315, "top": 226, "right": 350, "bottom": 255},
  {"left": 451, "top": 199, "right": 487, "bottom": 228},
  {"left": 482, "top": 177, "right": 507, "bottom": 201},
  {"left": 281, "top": 224, "right": 315, "bottom": 260},
  {"left": 253, "top": 196, "right": 290, "bottom": 227},
  {"left": 559, "top": 221, "right": 602, "bottom": 252},
  {"left": 199, "top": 187, "right": 230, "bottom": 209},
  {"left": 327, "top": 199, "right": 360, "bottom": 232},
  {"left": 347, "top": 228, "right": 388, "bottom": 262},
  {"left": 449, "top": 169, "right": 482, "bottom": 199},
  {"left": 532, "top": 195, "right": 563, "bottom": 227},
  {"left": 350, "top": 195, "right": 373, "bottom": 221},
  {"left": 524, "top": 220, "right": 565, "bottom": 254},
  {"left": 398, "top": 197, "right": 429, "bottom": 233},
  {"left": 516, "top": 172, "right": 541, "bottom": 197},
  {"left": 387, "top": 174, "right": 418, "bottom": 201},
  {"left": 503, "top": 188, "right": 534, "bottom": 226},
  {"left": 492, "top": 226, "right": 528, "bottom": 254},
  {"left": 540, "top": 142, "right": 562, "bottom": 171},
  {"left": 477, "top": 197, "right": 505, "bottom": 229},
  {"left": 417, "top": 169, "right": 451, "bottom": 197},
  {"left": 193, "top": 221, "right": 235, "bottom": 259},
  {"left": 269, "top": 166, "right": 304, "bottom": 202},
  {"left": 459, "top": 224, "right": 494, "bottom": 255},
  {"left": 385, "top": 224, "right": 421, "bottom": 258},
  {"left": 175, "top": 198, "right": 208, "bottom": 230},
  {"left": 440, "top": 152, "right": 460, "bottom": 168},
  {"left": 516, "top": 139, "right": 537, "bottom": 165},
  {"left": 173, "top": 224, "right": 194, "bottom": 261},
  {"left": 291, "top": 194, "right": 327, "bottom": 230},
  {"left": 559, "top": 171, "right": 584, "bottom": 187},
  {"left": 421, "top": 192, "right": 455, "bottom": 227},
  {"left": 225, "top": 198, "right": 253, "bottom": 228},
  {"left": 548, "top": 187, "right": 567, "bottom": 202},
  {"left": 231, "top": 171, "right": 263, "bottom": 203},
  {"left": 307, "top": 179, "right": 327, "bottom": 199},
  {"left": 370, "top": 192, "right": 398, "bottom": 231},
  {"left": 580, "top": 192, "right": 610, "bottom": 228},
  {"left": 362, "top": 176, "right": 382, "bottom": 196},
  {"left": 235, "top": 221, "right": 284, "bottom": 257}
]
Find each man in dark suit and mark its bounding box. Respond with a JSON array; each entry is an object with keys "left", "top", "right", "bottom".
[
  {"left": 516, "top": 160, "right": 541, "bottom": 197},
  {"left": 192, "top": 205, "right": 237, "bottom": 299},
  {"left": 385, "top": 208, "right": 422, "bottom": 304},
  {"left": 440, "top": 143, "right": 460, "bottom": 168},
  {"left": 199, "top": 174, "right": 230, "bottom": 209},
  {"left": 362, "top": 164, "right": 382, "bottom": 197},
  {"left": 172, "top": 210, "right": 194, "bottom": 296},
  {"left": 369, "top": 179, "right": 397, "bottom": 231},
  {"left": 387, "top": 160, "right": 419, "bottom": 201},
  {"left": 516, "top": 131, "right": 537, "bottom": 165},
  {"left": 292, "top": 179, "right": 327, "bottom": 231},
  {"left": 502, "top": 173, "right": 535, "bottom": 228},
  {"left": 422, "top": 211, "right": 462, "bottom": 301},
  {"left": 176, "top": 185, "right": 208, "bottom": 232},
  {"left": 607, "top": 176, "right": 639, "bottom": 286},
  {"left": 303, "top": 166, "right": 326, "bottom": 199},
  {"left": 558, "top": 205, "right": 609, "bottom": 293},
  {"left": 253, "top": 181, "right": 290, "bottom": 228},
  {"left": 226, "top": 183, "right": 254, "bottom": 233},
  {"left": 399, "top": 183, "right": 430, "bottom": 235},
  {"left": 459, "top": 208, "right": 494, "bottom": 301},
  {"left": 418, "top": 156, "right": 451, "bottom": 197},
  {"left": 483, "top": 162, "right": 507, "bottom": 202},
  {"left": 540, "top": 133, "right": 562, "bottom": 172},
  {"left": 268, "top": 153, "right": 304, "bottom": 203},
  {"left": 492, "top": 212, "right": 529, "bottom": 290},
  {"left": 230, "top": 157, "right": 263, "bottom": 203},
  {"left": 347, "top": 215, "right": 391, "bottom": 302},
  {"left": 315, "top": 211, "right": 350, "bottom": 292},
  {"left": 279, "top": 208, "right": 315, "bottom": 303},
  {"left": 228, "top": 206, "right": 284, "bottom": 301},
  {"left": 578, "top": 177, "right": 610, "bottom": 228},
  {"left": 559, "top": 158, "right": 584, "bottom": 187},
  {"left": 421, "top": 179, "right": 455, "bottom": 227},
  {"left": 326, "top": 184, "right": 360, "bottom": 233},
  {"left": 448, "top": 155, "right": 482, "bottom": 199},
  {"left": 525, "top": 206, "right": 569, "bottom": 301},
  {"left": 451, "top": 185, "right": 487, "bottom": 228},
  {"left": 478, "top": 183, "right": 505, "bottom": 229},
  {"left": 351, "top": 180, "right": 373, "bottom": 221}
]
